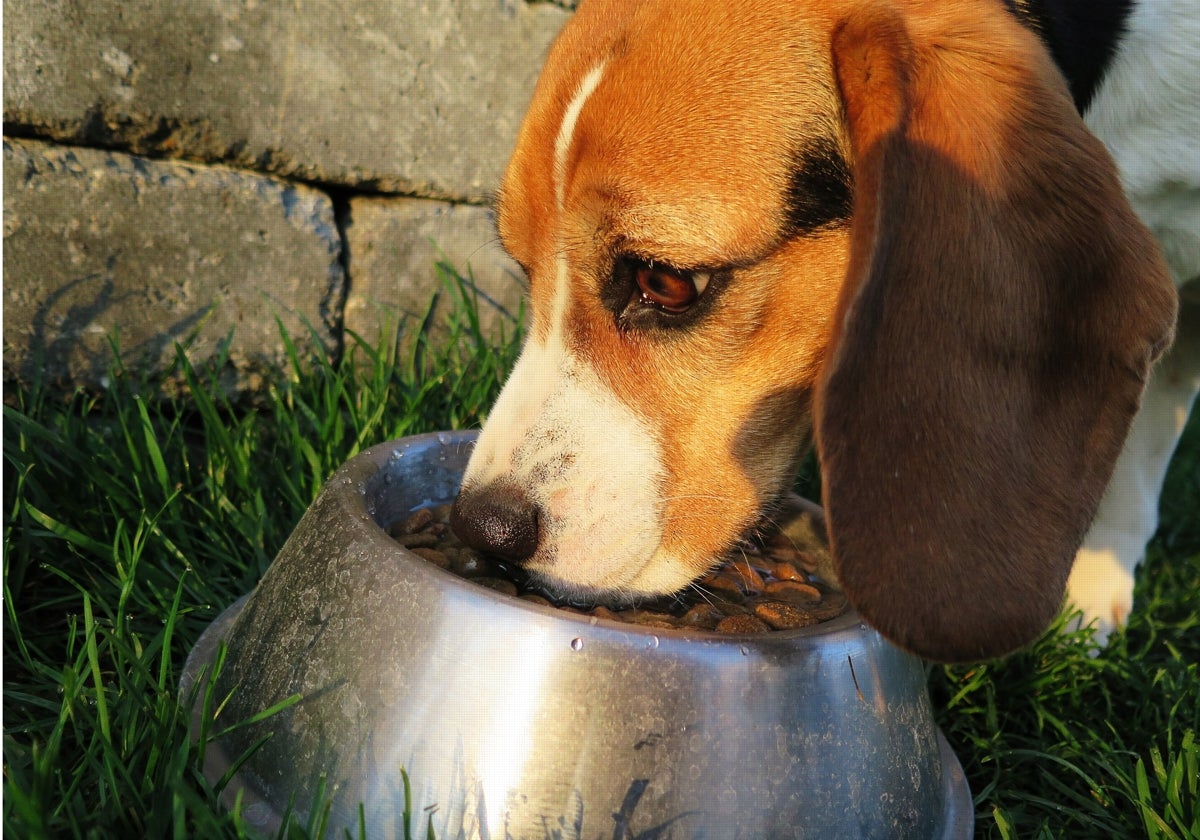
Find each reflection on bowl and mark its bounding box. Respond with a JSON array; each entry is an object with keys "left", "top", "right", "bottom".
[{"left": 182, "top": 431, "right": 972, "bottom": 839}]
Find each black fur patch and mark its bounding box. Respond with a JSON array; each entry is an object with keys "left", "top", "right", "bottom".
[
  {"left": 783, "top": 137, "right": 853, "bottom": 238},
  {"left": 1006, "top": 0, "right": 1135, "bottom": 113}
]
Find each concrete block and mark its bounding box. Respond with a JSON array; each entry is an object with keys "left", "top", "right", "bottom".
[
  {"left": 3, "top": 137, "right": 344, "bottom": 393},
  {"left": 3, "top": 0, "right": 570, "bottom": 201},
  {"left": 344, "top": 196, "right": 526, "bottom": 354}
]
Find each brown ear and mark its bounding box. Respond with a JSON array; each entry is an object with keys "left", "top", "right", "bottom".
[{"left": 815, "top": 4, "right": 1177, "bottom": 662}]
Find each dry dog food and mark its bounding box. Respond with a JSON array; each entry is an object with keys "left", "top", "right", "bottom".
[{"left": 388, "top": 504, "right": 847, "bottom": 634}]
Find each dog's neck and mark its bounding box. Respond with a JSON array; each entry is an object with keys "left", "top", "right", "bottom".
[{"left": 1005, "top": 0, "right": 1135, "bottom": 113}]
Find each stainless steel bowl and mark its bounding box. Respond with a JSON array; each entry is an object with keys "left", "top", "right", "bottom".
[{"left": 183, "top": 431, "right": 972, "bottom": 839}]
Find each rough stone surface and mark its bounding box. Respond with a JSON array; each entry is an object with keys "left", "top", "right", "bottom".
[
  {"left": 3, "top": 0, "right": 569, "bottom": 201},
  {"left": 344, "top": 197, "right": 526, "bottom": 351},
  {"left": 3, "top": 0, "right": 572, "bottom": 394},
  {"left": 3, "top": 137, "right": 344, "bottom": 392}
]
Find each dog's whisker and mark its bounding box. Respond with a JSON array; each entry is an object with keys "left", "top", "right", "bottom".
[{"left": 681, "top": 580, "right": 717, "bottom": 609}]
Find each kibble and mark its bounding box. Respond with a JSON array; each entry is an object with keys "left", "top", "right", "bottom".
[
  {"left": 764, "top": 580, "right": 822, "bottom": 603},
  {"left": 715, "top": 614, "right": 771, "bottom": 634},
  {"left": 394, "top": 506, "right": 434, "bottom": 535},
  {"left": 395, "top": 532, "right": 439, "bottom": 550},
  {"left": 388, "top": 503, "right": 847, "bottom": 635},
  {"left": 769, "top": 561, "right": 805, "bottom": 582},
  {"left": 408, "top": 547, "right": 449, "bottom": 568},
  {"left": 724, "top": 559, "right": 766, "bottom": 593},
  {"left": 753, "top": 600, "right": 819, "bottom": 630},
  {"left": 680, "top": 603, "right": 724, "bottom": 630}
]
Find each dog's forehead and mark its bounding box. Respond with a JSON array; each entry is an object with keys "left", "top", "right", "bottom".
[{"left": 498, "top": 0, "right": 844, "bottom": 271}]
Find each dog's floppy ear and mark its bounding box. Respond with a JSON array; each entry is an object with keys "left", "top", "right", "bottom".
[{"left": 814, "top": 4, "right": 1177, "bottom": 662}]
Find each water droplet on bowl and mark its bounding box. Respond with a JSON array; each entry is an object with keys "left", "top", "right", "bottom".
[
  {"left": 646, "top": 635, "right": 660, "bottom": 650},
  {"left": 436, "top": 432, "right": 451, "bottom": 445},
  {"left": 570, "top": 637, "right": 584, "bottom": 651}
]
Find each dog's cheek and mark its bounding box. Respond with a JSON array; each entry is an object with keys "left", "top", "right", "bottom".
[
  {"left": 658, "top": 382, "right": 812, "bottom": 556},
  {"left": 649, "top": 407, "right": 765, "bottom": 570},
  {"left": 658, "top": 468, "right": 758, "bottom": 569},
  {"left": 654, "top": 292, "right": 830, "bottom": 561},
  {"left": 732, "top": 386, "right": 815, "bottom": 495},
  {"left": 562, "top": 238, "right": 840, "bottom": 580}
]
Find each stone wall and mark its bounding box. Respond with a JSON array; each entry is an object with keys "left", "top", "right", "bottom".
[{"left": 3, "top": 0, "right": 573, "bottom": 393}]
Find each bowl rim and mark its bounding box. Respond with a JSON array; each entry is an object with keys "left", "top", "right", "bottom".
[{"left": 342, "top": 430, "right": 867, "bottom": 648}]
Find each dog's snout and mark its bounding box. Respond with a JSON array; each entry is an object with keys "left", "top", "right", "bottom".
[{"left": 450, "top": 482, "right": 541, "bottom": 564}]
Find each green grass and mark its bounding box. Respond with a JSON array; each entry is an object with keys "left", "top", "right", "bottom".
[
  {"left": 3, "top": 264, "right": 523, "bottom": 838},
  {"left": 4, "top": 260, "right": 1198, "bottom": 839}
]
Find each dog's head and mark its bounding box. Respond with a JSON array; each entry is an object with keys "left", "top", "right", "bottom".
[{"left": 451, "top": 0, "right": 1177, "bottom": 662}]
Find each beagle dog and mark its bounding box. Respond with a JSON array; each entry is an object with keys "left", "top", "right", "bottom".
[{"left": 451, "top": 0, "right": 1197, "bottom": 662}]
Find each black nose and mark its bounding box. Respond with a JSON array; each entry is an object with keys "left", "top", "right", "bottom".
[{"left": 450, "top": 481, "right": 541, "bottom": 564}]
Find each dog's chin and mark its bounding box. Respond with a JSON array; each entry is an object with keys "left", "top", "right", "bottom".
[
  {"left": 522, "top": 554, "right": 715, "bottom": 609},
  {"left": 523, "top": 574, "right": 648, "bottom": 610}
]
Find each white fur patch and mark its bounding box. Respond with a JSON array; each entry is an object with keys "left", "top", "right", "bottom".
[
  {"left": 1085, "top": 0, "right": 1200, "bottom": 289},
  {"left": 1067, "top": 546, "right": 1136, "bottom": 646},
  {"left": 461, "top": 327, "right": 673, "bottom": 597},
  {"left": 460, "top": 59, "right": 685, "bottom": 598},
  {"left": 1070, "top": 0, "right": 1200, "bottom": 646},
  {"left": 553, "top": 62, "right": 607, "bottom": 213}
]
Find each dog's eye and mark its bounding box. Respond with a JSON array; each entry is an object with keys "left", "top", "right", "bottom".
[{"left": 633, "top": 262, "right": 710, "bottom": 314}]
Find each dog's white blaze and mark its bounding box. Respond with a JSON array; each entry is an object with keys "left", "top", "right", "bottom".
[
  {"left": 466, "top": 62, "right": 609, "bottom": 480},
  {"left": 458, "top": 59, "right": 685, "bottom": 594},
  {"left": 553, "top": 62, "right": 607, "bottom": 213},
  {"left": 547, "top": 254, "right": 572, "bottom": 364},
  {"left": 545, "top": 61, "right": 606, "bottom": 395}
]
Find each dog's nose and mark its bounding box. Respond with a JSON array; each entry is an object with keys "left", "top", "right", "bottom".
[{"left": 450, "top": 482, "right": 541, "bottom": 564}]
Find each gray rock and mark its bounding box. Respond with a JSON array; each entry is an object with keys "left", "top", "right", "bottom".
[
  {"left": 3, "top": 137, "right": 344, "bottom": 393},
  {"left": 344, "top": 196, "right": 526, "bottom": 354},
  {"left": 3, "top": 0, "right": 570, "bottom": 201}
]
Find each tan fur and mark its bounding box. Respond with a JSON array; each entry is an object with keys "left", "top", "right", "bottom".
[{"left": 486, "top": 0, "right": 1177, "bottom": 661}]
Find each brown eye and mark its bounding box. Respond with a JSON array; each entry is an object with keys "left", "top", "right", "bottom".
[{"left": 634, "top": 262, "right": 709, "bottom": 314}]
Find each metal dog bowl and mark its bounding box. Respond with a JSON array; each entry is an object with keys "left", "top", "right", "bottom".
[{"left": 182, "top": 431, "right": 972, "bottom": 839}]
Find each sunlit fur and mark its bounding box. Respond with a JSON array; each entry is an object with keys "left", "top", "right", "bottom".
[
  {"left": 460, "top": 0, "right": 1188, "bottom": 661},
  {"left": 468, "top": 1, "right": 851, "bottom": 600}
]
